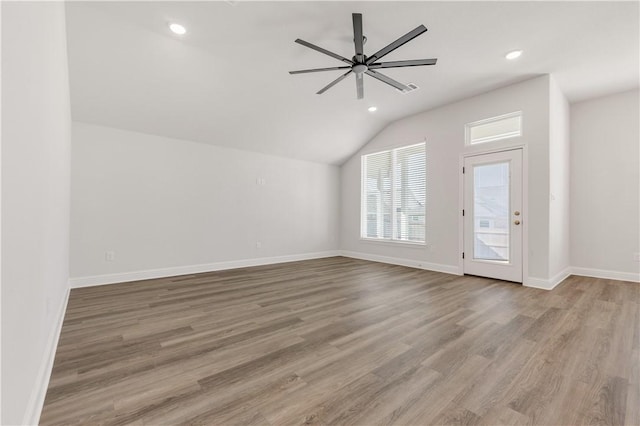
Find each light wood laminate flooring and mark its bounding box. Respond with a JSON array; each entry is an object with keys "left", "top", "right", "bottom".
[{"left": 41, "top": 257, "right": 639, "bottom": 425}]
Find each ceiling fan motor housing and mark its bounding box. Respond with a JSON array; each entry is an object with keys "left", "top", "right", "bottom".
[{"left": 352, "top": 63, "right": 368, "bottom": 74}]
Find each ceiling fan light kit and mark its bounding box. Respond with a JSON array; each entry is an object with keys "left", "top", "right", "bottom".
[{"left": 289, "top": 13, "right": 437, "bottom": 100}]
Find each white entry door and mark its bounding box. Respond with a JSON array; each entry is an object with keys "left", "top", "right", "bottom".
[{"left": 463, "top": 149, "right": 523, "bottom": 282}]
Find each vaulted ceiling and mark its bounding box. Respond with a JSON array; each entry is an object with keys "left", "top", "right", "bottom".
[{"left": 65, "top": 1, "right": 639, "bottom": 164}]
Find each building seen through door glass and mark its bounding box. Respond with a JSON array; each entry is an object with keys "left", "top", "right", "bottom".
[{"left": 473, "top": 162, "right": 510, "bottom": 261}]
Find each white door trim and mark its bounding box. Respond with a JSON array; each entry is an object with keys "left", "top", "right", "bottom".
[{"left": 458, "top": 145, "right": 529, "bottom": 284}]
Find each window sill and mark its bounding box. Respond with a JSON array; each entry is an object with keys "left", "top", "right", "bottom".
[{"left": 359, "top": 238, "right": 427, "bottom": 248}]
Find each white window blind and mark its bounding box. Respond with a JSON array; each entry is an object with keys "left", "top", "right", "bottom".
[{"left": 361, "top": 142, "right": 426, "bottom": 243}]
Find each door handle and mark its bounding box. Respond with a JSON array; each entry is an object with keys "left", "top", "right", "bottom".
[
  {"left": 514, "top": 220, "right": 521, "bottom": 225},
  {"left": 514, "top": 211, "right": 520, "bottom": 216}
]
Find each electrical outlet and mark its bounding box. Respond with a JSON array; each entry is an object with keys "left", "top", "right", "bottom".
[
  {"left": 634, "top": 253, "right": 640, "bottom": 262},
  {"left": 256, "top": 178, "right": 266, "bottom": 186},
  {"left": 105, "top": 251, "right": 115, "bottom": 262},
  {"left": 256, "top": 242, "right": 262, "bottom": 249}
]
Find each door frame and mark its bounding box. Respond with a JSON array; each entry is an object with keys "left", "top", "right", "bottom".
[{"left": 458, "top": 145, "right": 529, "bottom": 284}]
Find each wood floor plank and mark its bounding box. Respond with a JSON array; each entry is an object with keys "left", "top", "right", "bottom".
[{"left": 40, "top": 257, "right": 639, "bottom": 425}]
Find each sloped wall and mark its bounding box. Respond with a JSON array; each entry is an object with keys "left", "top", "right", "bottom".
[
  {"left": 69, "top": 123, "right": 340, "bottom": 283},
  {"left": 340, "top": 75, "right": 552, "bottom": 283}
]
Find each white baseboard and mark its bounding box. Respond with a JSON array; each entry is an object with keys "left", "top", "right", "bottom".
[
  {"left": 525, "top": 267, "right": 572, "bottom": 290},
  {"left": 22, "top": 287, "right": 70, "bottom": 426},
  {"left": 69, "top": 251, "right": 341, "bottom": 288},
  {"left": 526, "top": 266, "right": 639, "bottom": 290},
  {"left": 340, "top": 250, "right": 461, "bottom": 275},
  {"left": 69, "top": 251, "right": 640, "bottom": 291},
  {"left": 571, "top": 266, "right": 640, "bottom": 283}
]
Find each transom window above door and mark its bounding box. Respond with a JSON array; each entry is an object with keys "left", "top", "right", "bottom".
[{"left": 465, "top": 111, "right": 522, "bottom": 145}]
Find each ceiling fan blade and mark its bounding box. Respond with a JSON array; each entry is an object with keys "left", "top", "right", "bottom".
[
  {"left": 356, "top": 72, "right": 364, "bottom": 99},
  {"left": 365, "top": 69, "right": 409, "bottom": 91},
  {"left": 368, "top": 58, "right": 437, "bottom": 69},
  {"left": 317, "top": 70, "right": 353, "bottom": 94},
  {"left": 295, "top": 39, "right": 354, "bottom": 65},
  {"left": 353, "top": 13, "right": 365, "bottom": 63},
  {"left": 289, "top": 66, "right": 352, "bottom": 75},
  {"left": 365, "top": 25, "right": 428, "bottom": 65}
]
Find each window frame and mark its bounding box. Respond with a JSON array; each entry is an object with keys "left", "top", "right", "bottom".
[
  {"left": 360, "top": 142, "right": 427, "bottom": 246},
  {"left": 465, "top": 111, "right": 523, "bottom": 146}
]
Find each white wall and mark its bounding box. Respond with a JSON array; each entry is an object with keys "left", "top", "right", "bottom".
[
  {"left": 341, "top": 75, "right": 552, "bottom": 282},
  {"left": 70, "top": 123, "right": 340, "bottom": 282},
  {"left": 548, "top": 76, "right": 571, "bottom": 279},
  {"left": 570, "top": 90, "right": 640, "bottom": 279},
  {"left": 1, "top": 2, "right": 71, "bottom": 424}
]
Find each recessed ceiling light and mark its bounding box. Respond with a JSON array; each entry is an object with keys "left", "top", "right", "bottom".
[
  {"left": 169, "top": 23, "right": 187, "bottom": 35},
  {"left": 505, "top": 50, "right": 522, "bottom": 60},
  {"left": 368, "top": 106, "right": 377, "bottom": 112}
]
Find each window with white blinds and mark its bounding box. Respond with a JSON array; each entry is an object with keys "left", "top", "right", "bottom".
[{"left": 361, "top": 142, "right": 426, "bottom": 243}]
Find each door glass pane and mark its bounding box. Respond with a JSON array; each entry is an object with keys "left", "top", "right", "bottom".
[{"left": 473, "top": 162, "right": 509, "bottom": 261}]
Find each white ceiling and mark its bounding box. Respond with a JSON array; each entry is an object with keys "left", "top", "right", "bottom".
[{"left": 65, "top": 1, "right": 639, "bottom": 165}]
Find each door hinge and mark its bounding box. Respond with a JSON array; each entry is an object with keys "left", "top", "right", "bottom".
[
  {"left": 462, "top": 166, "right": 465, "bottom": 174},
  {"left": 462, "top": 209, "right": 465, "bottom": 216},
  {"left": 462, "top": 252, "right": 465, "bottom": 259}
]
